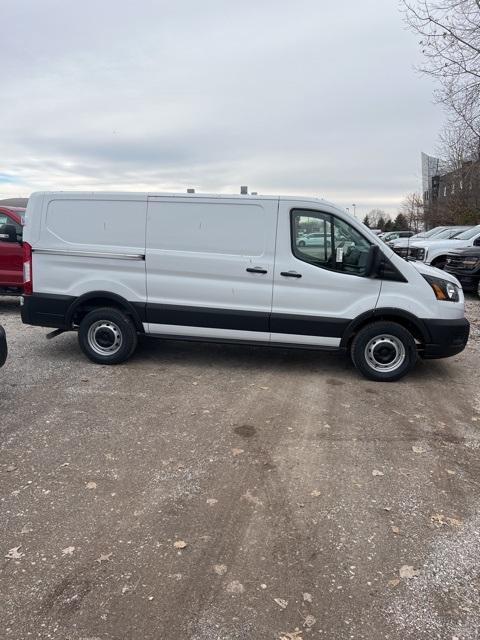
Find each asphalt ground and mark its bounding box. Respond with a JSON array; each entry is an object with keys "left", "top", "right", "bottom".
[{"left": 1, "top": 295, "right": 479, "bottom": 640}]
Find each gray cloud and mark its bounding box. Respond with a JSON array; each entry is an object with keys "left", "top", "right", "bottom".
[{"left": 1, "top": 0, "right": 443, "bottom": 215}]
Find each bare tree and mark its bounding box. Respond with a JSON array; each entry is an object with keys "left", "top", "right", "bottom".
[
  {"left": 367, "top": 208, "right": 389, "bottom": 228},
  {"left": 402, "top": 0, "right": 480, "bottom": 152},
  {"left": 399, "top": 193, "right": 424, "bottom": 231},
  {"left": 436, "top": 118, "right": 478, "bottom": 170}
]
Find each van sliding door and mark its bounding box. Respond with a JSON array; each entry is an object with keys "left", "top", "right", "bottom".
[{"left": 145, "top": 196, "right": 278, "bottom": 341}]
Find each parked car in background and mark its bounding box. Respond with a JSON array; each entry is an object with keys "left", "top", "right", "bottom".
[
  {"left": 0, "top": 324, "right": 7, "bottom": 368},
  {"left": 424, "top": 226, "right": 472, "bottom": 241},
  {"left": 0, "top": 206, "right": 25, "bottom": 295},
  {"left": 409, "top": 225, "right": 480, "bottom": 269},
  {"left": 391, "top": 226, "right": 472, "bottom": 260},
  {"left": 445, "top": 246, "right": 480, "bottom": 297},
  {"left": 389, "top": 226, "right": 451, "bottom": 250},
  {"left": 381, "top": 231, "right": 414, "bottom": 243},
  {"left": 297, "top": 232, "right": 331, "bottom": 247}
]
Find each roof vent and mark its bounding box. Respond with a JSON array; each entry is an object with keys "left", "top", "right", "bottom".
[
  {"left": 240, "top": 186, "right": 248, "bottom": 195},
  {"left": 187, "top": 188, "right": 195, "bottom": 194}
]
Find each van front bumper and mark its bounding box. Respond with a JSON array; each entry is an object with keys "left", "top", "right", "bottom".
[{"left": 421, "top": 318, "right": 470, "bottom": 359}]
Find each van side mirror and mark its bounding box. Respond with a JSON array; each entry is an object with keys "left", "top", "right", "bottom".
[
  {"left": 364, "top": 244, "right": 381, "bottom": 278},
  {"left": 0, "top": 224, "right": 18, "bottom": 243}
]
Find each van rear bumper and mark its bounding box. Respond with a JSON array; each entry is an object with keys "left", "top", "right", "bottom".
[
  {"left": 21, "top": 293, "right": 72, "bottom": 329},
  {"left": 421, "top": 318, "right": 470, "bottom": 359}
]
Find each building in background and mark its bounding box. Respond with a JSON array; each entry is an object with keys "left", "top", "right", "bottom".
[{"left": 422, "top": 152, "right": 480, "bottom": 227}]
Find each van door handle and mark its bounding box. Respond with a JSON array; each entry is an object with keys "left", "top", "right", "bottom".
[
  {"left": 280, "top": 271, "right": 302, "bottom": 278},
  {"left": 246, "top": 267, "right": 268, "bottom": 274}
]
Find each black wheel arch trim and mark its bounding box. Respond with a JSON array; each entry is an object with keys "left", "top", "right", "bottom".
[
  {"left": 65, "top": 291, "right": 146, "bottom": 332},
  {"left": 430, "top": 255, "right": 448, "bottom": 266},
  {"left": 340, "top": 308, "right": 430, "bottom": 348}
]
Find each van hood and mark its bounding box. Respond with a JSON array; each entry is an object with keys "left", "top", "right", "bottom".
[{"left": 410, "top": 260, "right": 461, "bottom": 286}]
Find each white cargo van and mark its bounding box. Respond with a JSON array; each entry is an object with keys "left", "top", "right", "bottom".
[{"left": 21, "top": 192, "right": 470, "bottom": 381}]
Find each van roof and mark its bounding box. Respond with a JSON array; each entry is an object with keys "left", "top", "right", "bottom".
[{"left": 29, "top": 190, "right": 339, "bottom": 208}]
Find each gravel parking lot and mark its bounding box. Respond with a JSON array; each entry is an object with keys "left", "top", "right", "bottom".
[{"left": 1, "top": 296, "right": 480, "bottom": 640}]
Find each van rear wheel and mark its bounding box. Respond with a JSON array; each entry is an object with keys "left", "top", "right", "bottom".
[
  {"left": 78, "top": 307, "right": 137, "bottom": 364},
  {"left": 350, "top": 321, "right": 417, "bottom": 382}
]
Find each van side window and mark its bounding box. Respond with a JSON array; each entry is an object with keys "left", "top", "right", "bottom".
[{"left": 291, "top": 209, "right": 371, "bottom": 277}]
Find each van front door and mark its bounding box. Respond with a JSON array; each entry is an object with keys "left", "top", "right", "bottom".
[
  {"left": 271, "top": 203, "right": 381, "bottom": 347},
  {"left": 145, "top": 196, "right": 278, "bottom": 342}
]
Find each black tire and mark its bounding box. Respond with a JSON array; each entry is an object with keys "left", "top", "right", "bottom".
[
  {"left": 298, "top": 240, "right": 306, "bottom": 247},
  {"left": 350, "top": 321, "right": 417, "bottom": 382},
  {"left": 78, "top": 307, "right": 138, "bottom": 365}
]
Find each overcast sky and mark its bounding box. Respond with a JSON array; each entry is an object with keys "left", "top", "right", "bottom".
[{"left": 1, "top": 0, "right": 444, "bottom": 216}]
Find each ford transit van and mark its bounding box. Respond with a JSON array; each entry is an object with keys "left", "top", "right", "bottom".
[{"left": 20, "top": 192, "right": 470, "bottom": 381}]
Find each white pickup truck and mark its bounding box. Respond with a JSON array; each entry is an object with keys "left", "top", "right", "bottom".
[{"left": 409, "top": 225, "right": 480, "bottom": 269}]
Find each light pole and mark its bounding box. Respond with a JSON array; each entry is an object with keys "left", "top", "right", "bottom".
[
  {"left": 352, "top": 203, "right": 356, "bottom": 219},
  {"left": 346, "top": 207, "right": 350, "bottom": 215}
]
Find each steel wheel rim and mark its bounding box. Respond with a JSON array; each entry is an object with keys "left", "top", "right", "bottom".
[
  {"left": 365, "top": 334, "right": 406, "bottom": 373},
  {"left": 87, "top": 320, "right": 123, "bottom": 356}
]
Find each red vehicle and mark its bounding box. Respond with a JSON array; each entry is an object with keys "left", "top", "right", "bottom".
[{"left": 0, "top": 206, "right": 25, "bottom": 295}]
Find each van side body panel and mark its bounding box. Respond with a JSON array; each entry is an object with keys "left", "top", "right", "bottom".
[
  {"left": 376, "top": 249, "right": 466, "bottom": 320},
  {"left": 30, "top": 194, "right": 147, "bottom": 303}
]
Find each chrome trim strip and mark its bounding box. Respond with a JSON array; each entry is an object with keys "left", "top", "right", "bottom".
[{"left": 33, "top": 249, "right": 145, "bottom": 261}]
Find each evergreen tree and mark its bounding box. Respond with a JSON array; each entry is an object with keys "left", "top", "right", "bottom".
[
  {"left": 393, "top": 213, "right": 409, "bottom": 231},
  {"left": 362, "top": 214, "right": 370, "bottom": 227}
]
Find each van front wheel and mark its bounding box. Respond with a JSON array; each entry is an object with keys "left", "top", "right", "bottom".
[
  {"left": 78, "top": 307, "right": 138, "bottom": 364},
  {"left": 350, "top": 321, "right": 417, "bottom": 382}
]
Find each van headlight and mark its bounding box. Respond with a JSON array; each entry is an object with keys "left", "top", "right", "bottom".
[{"left": 423, "top": 275, "right": 459, "bottom": 302}]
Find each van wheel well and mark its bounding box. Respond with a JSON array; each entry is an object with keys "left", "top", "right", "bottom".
[
  {"left": 345, "top": 314, "right": 426, "bottom": 350},
  {"left": 70, "top": 296, "right": 144, "bottom": 333}
]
